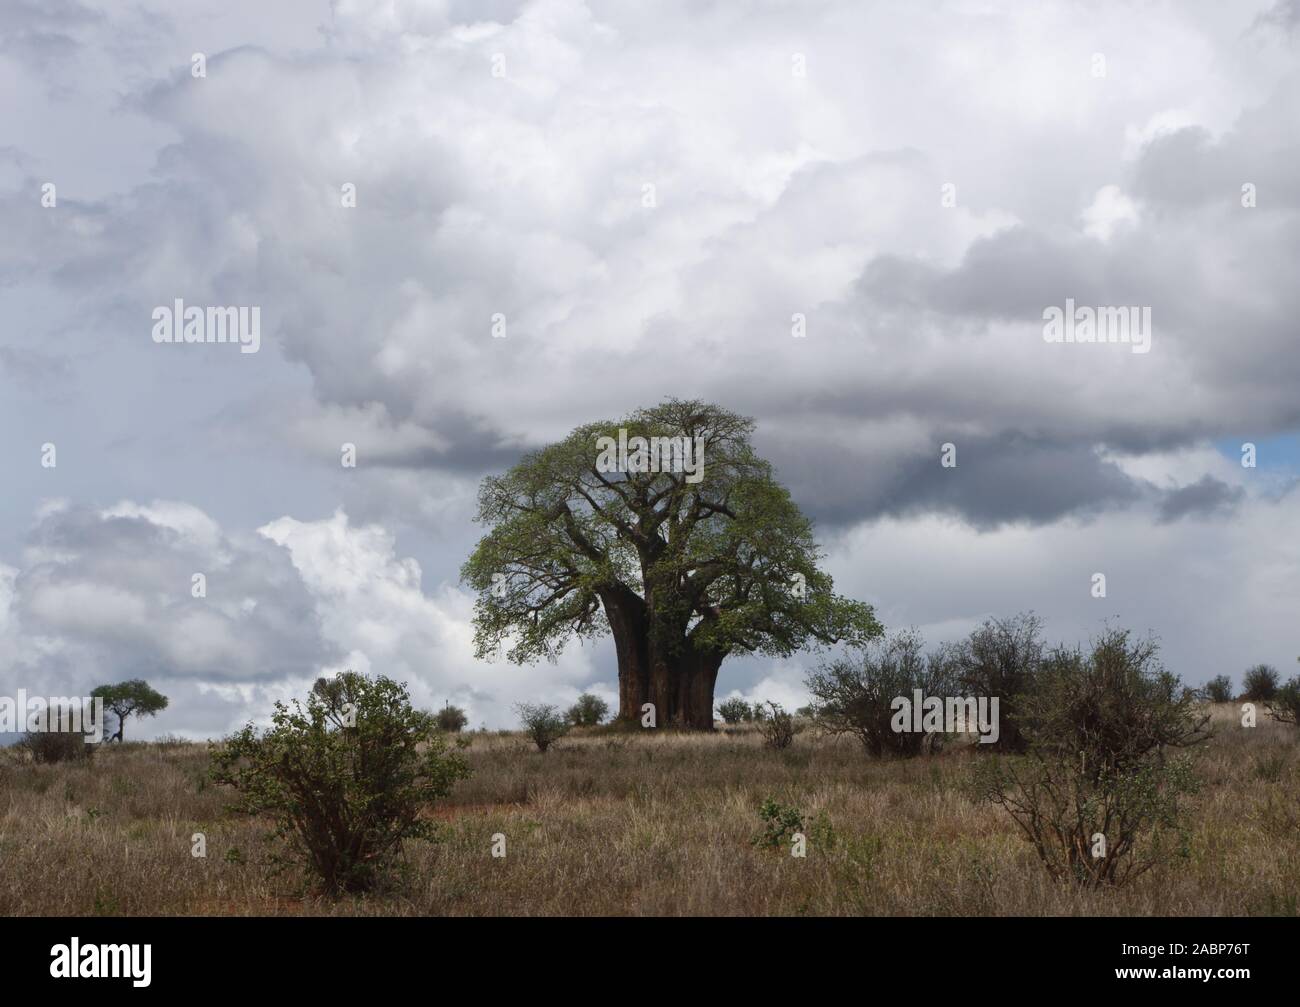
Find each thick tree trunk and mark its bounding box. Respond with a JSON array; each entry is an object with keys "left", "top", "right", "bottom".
[
  {"left": 601, "top": 586, "right": 725, "bottom": 729},
  {"left": 646, "top": 637, "right": 724, "bottom": 729},
  {"left": 599, "top": 585, "right": 649, "bottom": 723}
]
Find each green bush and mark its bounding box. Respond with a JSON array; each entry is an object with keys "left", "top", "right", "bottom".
[
  {"left": 973, "top": 629, "right": 1209, "bottom": 888},
  {"left": 516, "top": 702, "right": 570, "bottom": 752},
  {"left": 210, "top": 672, "right": 470, "bottom": 896},
  {"left": 1204, "top": 674, "right": 1233, "bottom": 704},
  {"left": 715, "top": 698, "right": 751, "bottom": 724},
  {"left": 1267, "top": 676, "right": 1300, "bottom": 727},
  {"left": 752, "top": 798, "right": 804, "bottom": 850},
  {"left": 566, "top": 693, "right": 609, "bottom": 727},
  {"left": 1243, "top": 664, "right": 1279, "bottom": 702},
  {"left": 435, "top": 704, "right": 468, "bottom": 733}
]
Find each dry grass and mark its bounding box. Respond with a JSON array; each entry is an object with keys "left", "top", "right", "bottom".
[{"left": 1, "top": 704, "right": 1296, "bottom": 916}]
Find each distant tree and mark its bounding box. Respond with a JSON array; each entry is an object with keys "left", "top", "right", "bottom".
[
  {"left": 1204, "top": 675, "right": 1233, "bottom": 704},
  {"left": 1243, "top": 665, "right": 1279, "bottom": 702},
  {"left": 436, "top": 704, "right": 469, "bottom": 733},
  {"left": 90, "top": 679, "right": 168, "bottom": 742},
  {"left": 566, "top": 693, "right": 609, "bottom": 727},
  {"left": 516, "top": 703, "right": 570, "bottom": 752},
  {"left": 716, "top": 698, "right": 751, "bottom": 724}
]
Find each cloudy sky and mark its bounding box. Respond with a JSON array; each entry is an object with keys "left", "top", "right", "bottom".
[{"left": 2, "top": 0, "right": 1298, "bottom": 737}]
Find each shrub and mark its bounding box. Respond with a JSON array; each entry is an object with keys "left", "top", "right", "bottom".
[
  {"left": 435, "top": 704, "right": 468, "bottom": 733},
  {"left": 516, "top": 702, "right": 570, "bottom": 752},
  {"left": 752, "top": 798, "right": 804, "bottom": 850},
  {"left": 210, "top": 672, "right": 470, "bottom": 896},
  {"left": 1267, "top": 676, "right": 1300, "bottom": 727},
  {"left": 952, "top": 612, "right": 1043, "bottom": 753},
  {"left": 805, "top": 629, "right": 953, "bottom": 757},
  {"left": 16, "top": 703, "right": 96, "bottom": 764},
  {"left": 1204, "top": 674, "right": 1233, "bottom": 704},
  {"left": 716, "top": 697, "right": 752, "bottom": 725},
  {"left": 1243, "top": 664, "right": 1279, "bottom": 702},
  {"left": 973, "top": 628, "right": 1209, "bottom": 888},
  {"left": 19, "top": 727, "right": 95, "bottom": 765},
  {"left": 566, "top": 693, "right": 609, "bottom": 727},
  {"left": 757, "top": 702, "right": 798, "bottom": 749}
]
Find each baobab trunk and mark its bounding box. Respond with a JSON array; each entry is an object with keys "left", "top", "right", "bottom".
[
  {"left": 643, "top": 640, "right": 724, "bottom": 729},
  {"left": 600, "top": 586, "right": 725, "bottom": 728}
]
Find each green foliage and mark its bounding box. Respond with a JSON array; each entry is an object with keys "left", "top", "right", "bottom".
[
  {"left": 1244, "top": 664, "right": 1280, "bottom": 701},
  {"left": 435, "top": 704, "right": 469, "bottom": 733},
  {"left": 566, "top": 693, "right": 609, "bottom": 727},
  {"left": 752, "top": 798, "right": 804, "bottom": 850},
  {"left": 973, "top": 628, "right": 1209, "bottom": 888},
  {"left": 460, "top": 399, "right": 881, "bottom": 669},
  {"left": 209, "top": 672, "right": 470, "bottom": 896},
  {"left": 716, "top": 697, "right": 752, "bottom": 724},
  {"left": 805, "top": 629, "right": 953, "bottom": 757},
  {"left": 90, "top": 679, "right": 168, "bottom": 742},
  {"left": 516, "top": 702, "right": 570, "bottom": 752},
  {"left": 1022, "top": 630, "right": 1211, "bottom": 776},
  {"left": 1204, "top": 674, "right": 1233, "bottom": 704},
  {"left": 1267, "top": 675, "right": 1300, "bottom": 727}
]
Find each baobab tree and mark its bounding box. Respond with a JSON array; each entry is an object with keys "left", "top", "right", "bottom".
[{"left": 461, "top": 399, "right": 881, "bottom": 728}]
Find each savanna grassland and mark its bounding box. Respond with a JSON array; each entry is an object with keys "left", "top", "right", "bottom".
[{"left": 1, "top": 704, "right": 1296, "bottom": 916}]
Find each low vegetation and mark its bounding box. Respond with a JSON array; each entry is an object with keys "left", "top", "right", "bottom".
[
  {"left": 209, "top": 672, "right": 470, "bottom": 895},
  {"left": 1, "top": 699, "right": 1296, "bottom": 916}
]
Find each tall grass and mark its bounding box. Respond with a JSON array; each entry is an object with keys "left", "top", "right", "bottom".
[{"left": 0, "top": 705, "right": 1295, "bottom": 916}]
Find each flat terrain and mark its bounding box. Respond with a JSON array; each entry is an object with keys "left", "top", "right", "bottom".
[{"left": 1, "top": 704, "right": 1296, "bottom": 916}]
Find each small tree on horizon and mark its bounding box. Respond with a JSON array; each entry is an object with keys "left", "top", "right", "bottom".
[
  {"left": 436, "top": 704, "right": 469, "bottom": 733},
  {"left": 516, "top": 703, "right": 570, "bottom": 752},
  {"left": 90, "top": 679, "right": 168, "bottom": 742},
  {"left": 1243, "top": 664, "right": 1279, "bottom": 702},
  {"left": 566, "top": 693, "right": 609, "bottom": 727},
  {"left": 1204, "top": 674, "right": 1232, "bottom": 704}
]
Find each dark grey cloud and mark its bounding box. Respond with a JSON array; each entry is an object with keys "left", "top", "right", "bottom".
[{"left": 1157, "top": 475, "right": 1246, "bottom": 523}]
